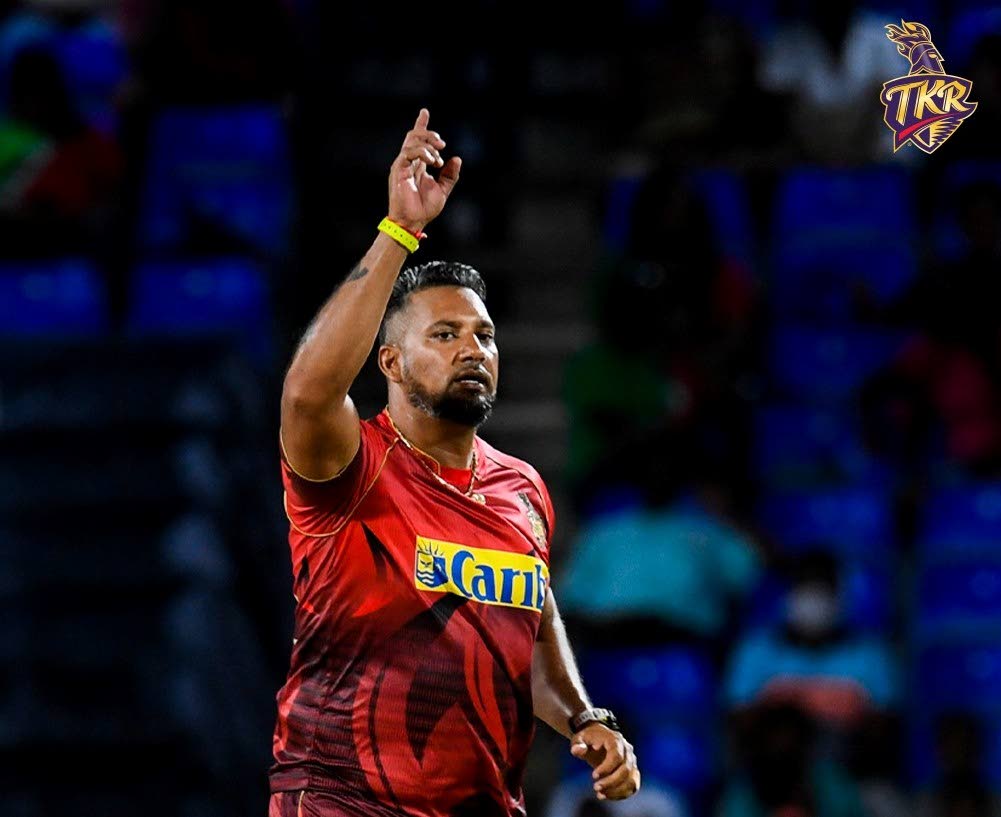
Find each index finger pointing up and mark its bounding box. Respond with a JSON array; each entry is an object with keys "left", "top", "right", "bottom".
[{"left": 414, "top": 108, "right": 430, "bottom": 131}]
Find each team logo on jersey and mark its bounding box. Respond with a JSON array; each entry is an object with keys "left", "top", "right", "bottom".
[
  {"left": 880, "top": 20, "right": 976, "bottom": 154},
  {"left": 414, "top": 536, "right": 548, "bottom": 613},
  {"left": 517, "top": 491, "right": 548, "bottom": 552},
  {"left": 415, "top": 542, "right": 449, "bottom": 588}
]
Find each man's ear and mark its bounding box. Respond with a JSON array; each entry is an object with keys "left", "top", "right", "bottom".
[{"left": 378, "top": 344, "right": 403, "bottom": 383}]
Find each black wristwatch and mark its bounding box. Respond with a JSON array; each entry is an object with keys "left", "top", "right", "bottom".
[{"left": 568, "top": 707, "right": 621, "bottom": 735}]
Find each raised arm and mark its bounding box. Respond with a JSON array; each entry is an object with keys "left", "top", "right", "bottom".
[{"left": 280, "top": 109, "right": 461, "bottom": 480}]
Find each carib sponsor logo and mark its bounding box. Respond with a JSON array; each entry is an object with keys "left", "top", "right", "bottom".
[{"left": 414, "top": 536, "right": 548, "bottom": 613}]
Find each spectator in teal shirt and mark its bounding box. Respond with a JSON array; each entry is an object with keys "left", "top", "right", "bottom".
[
  {"left": 559, "top": 459, "right": 761, "bottom": 645},
  {"left": 724, "top": 551, "right": 898, "bottom": 727}
]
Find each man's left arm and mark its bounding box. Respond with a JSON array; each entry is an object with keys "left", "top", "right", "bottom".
[{"left": 532, "top": 588, "right": 641, "bottom": 801}]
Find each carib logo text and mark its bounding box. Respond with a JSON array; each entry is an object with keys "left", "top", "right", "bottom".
[{"left": 414, "top": 536, "right": 548, "bottom": 613}]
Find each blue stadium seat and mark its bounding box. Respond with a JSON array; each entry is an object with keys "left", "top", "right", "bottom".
[
  {"left": 916, "top": 559, "right": 1001, "bottom": 638},
  {"left": 601, "top": 168, "right": 754, "bottom": 268},
  {"left": 54, "top": 21, "right": 126, "bottom": 133},
  {"left": 771, "top": 166, "right": 916, "bottom": 318},
  {"left": 929, "top": 160, "right": 1001, "bottom": 261},
  {"left": 740, "top": 570, "right": 790, "bottom": 630},
  {"left": 753, "top": 403, "right": 889, "bottom": 486},
  {"left": 756, "top": 485, "right": 896, "bottom": 561},
  {"left": 845, "top": 561, "right": 894, "bottom": 632},
  {"left": 768, "top": 325, "right": 908, "bottom": 402},
  {"left": 127, "top": 258, "right": 274, "bottom": 363},
  {"left": 634, "top": 720, "right": 717, "bottom": 794},
  {"left": 0, "top": 259, "right": 108, "bottom": 336},
  {"left": 602, "top": 173, "right": 645, "bottom": 253},
  {"left": 558, "top": 723, "right": 713, "bottom": 802},
  {"left": 741, "top": 562, "right": 892, "bottom": 633},
  {"left": 947, "top": 6, "right": 1001, "bottom": 70},
  {"left": 687, "top": 168, "right": 755, "bottom": 267},
  {"left": 579, "top": 646, "right": 716, "bottom": 720},
  {"left": 940, "top": 160, "right": 1001, "bottom": 193},
  {"left": 914, "top": 640, "right": 1001, "bottom": 713},
  {"left": 139, "top": 106, "right": 293, "bottom": 256},
  {"left": 917, "top": 483, "right": 1001, "bottom": 558}
]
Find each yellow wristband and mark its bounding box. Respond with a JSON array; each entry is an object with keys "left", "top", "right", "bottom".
[{"left": 378, "top": 217, "right": 420, "bottom": 253}]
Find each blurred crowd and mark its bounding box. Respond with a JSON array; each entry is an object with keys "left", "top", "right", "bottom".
[
  {"left": 1, "top": 1, "right": 1000, "bottom": 816},
  {"left": 557, "top": 3, "right": 1001, "bottom": 817}
]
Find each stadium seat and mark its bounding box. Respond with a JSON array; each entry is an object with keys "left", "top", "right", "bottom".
[
  {"left": 752, "top": 403, "right": 889, "bottom": 486},
  {"left": 633, "top": 720, "right": 717, "bottom": 794},
  {"left": 770, "top": 166, "right": 916, "bottom": 318},
  {"left": 947, "top": 6, "right": 1001, "bottom": 70},
  {"left": 756, "top": 485, "right": 896, "bottom": 561},
  {"left": 0, "top": 259, "right": 108, "bottom": 336},
  {"left": 127, "top": 258, "right": 274, "bottom": 364},
  {"left": 54, "top": 20, "right": 127, "bottom": 133},
  {"left": 916, "top": 559, "right": 1001, "bottom": 638},
  {"left": 601, "top": 167, "right": 754, "bottom": 268},
  {"left": 939, "top": 160, "right": 1001, "bottom": 194},
  {"left": 559, "top": 718, "right": 715, "bottom": 798},
  {"left": 917, "top": 483, "right": 1001, "bottom": 558},
  {"left": 579, "top": 646, "right": 716, "bottom": 721},
  {"left": 687, "top": 168, "right": 755, "bottom": 267},
  {"left": 741, "top": 561, "right": 892, "bottom": 633},
  {"left": 0, "top": 419, "right": 240, "bottom": 519},
  {"left": 929, "top": 160, "right": 1001, "bottom": 261},
  {"left": 914, "top": 640, "right": 1001, "bottom": 713},
  {"left": 845, "top": 561, "right": 894, "bottom": 632},
  {"left": 139, "top": 106, "right": 293, "bottom": 256},
  {"left": 768, "top": 325, "right": 909, "bottom": 402},
  {"left": 601, "top": 172, "right": 645, "bottom": 252},
  {"left": 0, "top": 336, "right": 253, "bottom": 433}
]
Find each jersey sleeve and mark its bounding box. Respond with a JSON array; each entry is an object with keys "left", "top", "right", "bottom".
[{"left": 280, "top": 420, "right": 388, "bottom": 536}]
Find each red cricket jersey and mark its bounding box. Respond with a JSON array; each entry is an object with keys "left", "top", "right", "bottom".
[{"left": 270, "top": 408, "right": 556, "bottom": 817}]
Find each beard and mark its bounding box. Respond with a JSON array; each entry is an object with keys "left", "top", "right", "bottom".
[{"left": 404, "top": 375, "right": 496, "bottom": 428}]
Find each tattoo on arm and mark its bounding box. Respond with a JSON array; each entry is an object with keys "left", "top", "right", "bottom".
[
  {"left": 293, "top": 264, "right": 369, "bottom": 356},
  {"left": 346, "top": 264, "right": 369, "bottom": 282}
]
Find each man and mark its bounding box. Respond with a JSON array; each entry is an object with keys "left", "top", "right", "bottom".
[{"left": 269, "top": 108, "right": 640, "bottom": 817}]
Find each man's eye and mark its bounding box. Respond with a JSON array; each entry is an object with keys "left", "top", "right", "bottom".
[
  {"left": 435, "top": 331, "right": 456, "bottom": 339},
  {"left": 478, "top": 333, "right": 495, "bottom": 343}
]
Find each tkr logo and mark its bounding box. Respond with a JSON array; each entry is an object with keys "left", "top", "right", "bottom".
[{"left": 879, "top": 20, "right": 977, "bottom": 154}]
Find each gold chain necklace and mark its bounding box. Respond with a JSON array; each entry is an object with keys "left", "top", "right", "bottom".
[{"left": 385, "top": 410, "right": 486, "bottom": 504}]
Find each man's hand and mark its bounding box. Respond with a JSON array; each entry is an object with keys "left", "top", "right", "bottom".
[
  {"left": 569, "top": 722, "right": 641, "bottom": 801},
  {"left": 387, "top": 108, "right": 461, "bottom": 234}
]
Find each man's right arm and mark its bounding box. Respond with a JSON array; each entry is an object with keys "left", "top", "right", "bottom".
[{"left": 280, "top": 108, "right": 460, "bottom": 481}]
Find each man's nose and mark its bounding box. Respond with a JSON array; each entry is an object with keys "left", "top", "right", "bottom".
[{"left": 458, "top": 334, "right": 488, "bottom": 361}]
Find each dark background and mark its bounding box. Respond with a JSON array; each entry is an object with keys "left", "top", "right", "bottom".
[{"left": 2, "top": 1, "right": 1001, "bottom": 816}]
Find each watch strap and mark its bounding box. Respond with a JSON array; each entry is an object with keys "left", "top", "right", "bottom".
[{"left": 568, "top": 707, "right": 621, "bottom": 734}]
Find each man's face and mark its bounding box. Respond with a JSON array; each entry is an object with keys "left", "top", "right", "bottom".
[{"left": 385, "top": 286, "right": 499, "bottom": 428}]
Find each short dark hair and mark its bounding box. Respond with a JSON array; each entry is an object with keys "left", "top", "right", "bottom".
[
  {"left": 792, "top": 548, "right": 840, "bottom": 590},
  {"left": 379, "top": 260, "right": 486, "bottom": 344}
]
